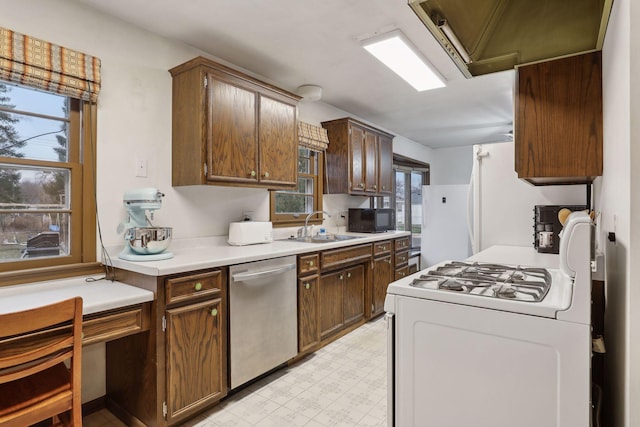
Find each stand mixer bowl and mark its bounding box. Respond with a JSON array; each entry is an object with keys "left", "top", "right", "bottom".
[{"left": 125, "top": 227, "right": 172, "bottom": 255}]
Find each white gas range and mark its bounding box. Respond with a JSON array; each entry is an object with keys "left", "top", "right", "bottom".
[{"left": 384, "top": 211, "right": 593, "bottom": 427}]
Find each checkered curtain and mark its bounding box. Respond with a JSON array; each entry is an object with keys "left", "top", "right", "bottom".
[
  {"left": 298, "top": 122, "right": 329, "bottom": 151},
  {"left": 0, "top": 27, "right": 101, "bottom": 102}
]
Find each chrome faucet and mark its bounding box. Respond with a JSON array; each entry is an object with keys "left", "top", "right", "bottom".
[{"left": 302, "top": 210, "right": 331, "bottom": 238}]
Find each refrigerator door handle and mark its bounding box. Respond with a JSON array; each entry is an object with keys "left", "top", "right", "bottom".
[{"left": 385, "top": 313, "right": 395, "bottom": 427}]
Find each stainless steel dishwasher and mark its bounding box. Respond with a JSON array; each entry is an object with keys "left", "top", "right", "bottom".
[{"left": 229, "top": 255, "right": 297, "bottom": 389}]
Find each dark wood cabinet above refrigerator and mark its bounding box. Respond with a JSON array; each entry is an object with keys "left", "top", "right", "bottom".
[{"left": 515, "top": 51, "right": 603, "bottom": 185}]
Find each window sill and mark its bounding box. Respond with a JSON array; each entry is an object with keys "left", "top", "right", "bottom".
[{"left": 0, "top": 262, "right": 104, "bottom": 287}]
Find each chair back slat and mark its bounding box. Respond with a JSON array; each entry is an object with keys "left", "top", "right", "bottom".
[
  {"left": 0, "top": 297, "right": 82, "bottom": 426},
  {"left": 0, "top": 300, "right": 78, "bottom": 339}
]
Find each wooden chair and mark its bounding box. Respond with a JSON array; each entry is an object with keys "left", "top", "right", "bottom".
[{"left": 0, "top": 297, "right": 83, "bottom": 426}]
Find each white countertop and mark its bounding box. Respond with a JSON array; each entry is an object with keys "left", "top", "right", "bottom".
[
  {"left": 0, "top": 275, "right": 154, "bottom": 315},
  {"left": 467, "top": 245, "right": 560, "bottom": 269},
  {"left": 104, "top": 231, "right": 411, "bottom": 276}
]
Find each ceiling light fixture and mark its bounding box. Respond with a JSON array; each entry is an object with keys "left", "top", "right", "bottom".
[
  {"left": 297, "top": 85, "right": 323, "bottom": 101},
  {"left": 362, "top": 29, "right": 446, "bottom": 91}
]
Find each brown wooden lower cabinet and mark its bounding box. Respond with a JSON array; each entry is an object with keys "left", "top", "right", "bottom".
[
  {"left": 298, "top": 275, "right": 320, "bottom": 353},
  {"left": 319, "top": 269, "right": 345, "bottom": 339},
  {"left": 107, "top": 267, "right": 227, "bottom": 427},
  {"left": 319, "top": 264, "right": 365, "bottom": 340},
  {"left": 372, "top": 254, "right": 393, "bottom": 317},
  {"left": 165, "top": 297, "right": 225, "bottom": 424},
  {"left": 342, "top": 264, "right": 365, "bottom": 326}
]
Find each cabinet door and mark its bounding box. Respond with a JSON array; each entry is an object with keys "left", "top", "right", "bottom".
[
  {"left": 372, "top": 255, "right": 393, "bottom": 317},
  {"left": 515, "top": 51, "right": 602, "bottom": 184},
  {"left": 363, "top": 130, "right": 378, "bottom": 193},
  {"left": 206, "top": 75, "right": 259, "bottom": 183},
  {"left": 343, "top": 264, "right": 365, "bottom": 326},
  {"left": 258, "top": 94, "right": 298, "bottom": 187},
  {"left": 319, "top": 270, "right": 344, "bottom": 339},
  {"left": 349, "top": 124, "right": 365, "bottom": 193},
  {"left": 165, "top": 298, "right": 226, "bottom": 424},
  {"left": 377, "top": 134, "right": 393, "bottom": 194},
  {"left": 298, "top": 275, "right": 320, "bottom": 354}
]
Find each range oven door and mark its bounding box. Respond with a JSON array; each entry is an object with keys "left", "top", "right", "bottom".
[
  {"left": 385, "top": 312, "right": 395, "bottom": 427},
  {"left": 393, "top": 295, "right": 591, "bottom": 427}
]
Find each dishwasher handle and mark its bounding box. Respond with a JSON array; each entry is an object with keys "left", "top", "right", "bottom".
[{"left": 231, "top": 263, "right": 296, "bottom": 282}]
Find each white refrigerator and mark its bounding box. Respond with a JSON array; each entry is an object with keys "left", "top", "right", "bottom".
[{"left": 421, "top": 141, "right": 587, "bottom": 268}]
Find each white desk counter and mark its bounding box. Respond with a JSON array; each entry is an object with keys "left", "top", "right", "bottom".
[{"left": 0, "top": 275, "right": 154, "bottom": 315}]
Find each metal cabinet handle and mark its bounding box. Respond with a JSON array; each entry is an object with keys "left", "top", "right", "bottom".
[
  {"left": 194, "top": 282, "right": 202, "bottom": 291},
  {"left": 264, "top": 171, "right": 270, "bottom": 178},
  {"left": 304, "top": 283, "right": 310, "bottom": 290},
  {"left": 250, "top": 170, "right": 256, "bottom": 177},
  {"left": 211, "top": 308, "right": 218, "bottom": 316},
  {"left": 359, "top": 183, "right": 365, "bottom": 188},
  {"left": 382, "top": 185, "right": 386, "bottom": 190},
  {"left": 347, "top": 272, "right": 351, "bottom": 278},
  {"left": 373, "top": 184, "right": 377, "bottom": 190},
  {"left": 339, "top": 274, "right": 344, "bottom": 280},
  {"left": 308, "top": 260, "right": 314, "bottom": 267},
  {"left": 387, "top": 259, "right": 392, "bottom": 264}
]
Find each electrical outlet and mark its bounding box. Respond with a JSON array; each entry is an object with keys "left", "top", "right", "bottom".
[{"left": 136, "top": 159, "right": 147, "bottom": 177}]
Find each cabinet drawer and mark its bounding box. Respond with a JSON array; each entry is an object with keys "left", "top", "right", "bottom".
[
  {"left": 395, "top": 266, "right": 410, "bottom": 281},
  {"left": 395, "top": 251, "right": 409, "bottom": 267},
  {"left": 321, "top": 244, "right": 372, "bottom": 271},
  {"left": 394, "top": 237, "right": 410, "bottom": 251},
  {"left": 373, "top": 240, "right": 392, "bottom": 257},
  {"left": 298, "top": 253, "right": 319, "bottom": 276},
  {"left": 166, "top": 270, "right": 223, "bottom": 305},
  {"left": 83, "top": 303, "right": 151, "bottom": 346}
]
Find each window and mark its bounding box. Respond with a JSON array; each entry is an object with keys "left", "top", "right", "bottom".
[
  {"left": 0, "top": 80, "right": 97, "bottom": 278},
  {"left": 270, "top": 147, "right": 323, "bottom": 226},
  {"left": 393, "top": 169, "right": 426, "bottom": 248},
  {"left": 374, "top": 155, "right": 429, "bottom": 249}
]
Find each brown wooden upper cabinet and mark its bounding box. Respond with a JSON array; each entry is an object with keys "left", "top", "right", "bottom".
[
  {"left": 515, "top": 51, "right": 603, "bottom": 185},
  {"left": 170, "top": 57, "right": 300, "bottom": 189},
  {"left": 322, "top": 118, "right": 394, "bottom": 195}
]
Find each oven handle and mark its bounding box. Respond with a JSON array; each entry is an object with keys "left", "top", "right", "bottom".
[{"left": 385, "top": 312, "right": 395, "bottom": 427}]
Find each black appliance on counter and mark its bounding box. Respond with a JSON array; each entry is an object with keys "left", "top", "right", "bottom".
[
  {"left": 348, "top": 208, "right": 395, "bottom": 233},
  {"left": 534, "top": 205, "right": 587, "bottom": 253}
]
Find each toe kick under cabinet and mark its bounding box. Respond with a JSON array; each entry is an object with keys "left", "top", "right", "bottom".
[{"left": 106, "top": 268, "right": 227, "bottom": 427}]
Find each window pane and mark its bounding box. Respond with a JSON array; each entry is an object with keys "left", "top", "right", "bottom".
[
  {"left": 275, "top": 193, "right": 313, "bottom": 214},
  {"left": 0, "top": 111, "right": 69, "bottom": 162},
  {"left": 2, "top": 83, "right": 68, "bottom": 118},
  {"left": 1, "top": 82, "right": 70, "bottom": 163},
  {"left": 395, "top": 171, "right": 405, "bottom": 231},
  {"left": 410, "top": 172, "right": 423, "bottom": 248},
  {"left": 0, "top": 212, "right": 69, "bottom": 262},
  {"left": 298, "top": 156, "right": 310, "bottom": 174},
  {"left": 0, "top": 166, "right": 70, "bottom": 208}
]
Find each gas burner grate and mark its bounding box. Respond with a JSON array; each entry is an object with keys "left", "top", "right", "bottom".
[{"left": 411, "top": 261, "right": 552, "bottom": 302}]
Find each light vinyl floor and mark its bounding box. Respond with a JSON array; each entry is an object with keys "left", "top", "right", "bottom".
[{"left": 84, "top": 317, "right": 387, "bottom": 427}]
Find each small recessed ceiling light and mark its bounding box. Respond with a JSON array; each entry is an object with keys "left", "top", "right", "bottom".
[{"left": 362, "top": 30, "right": 446, "bottom": 91}]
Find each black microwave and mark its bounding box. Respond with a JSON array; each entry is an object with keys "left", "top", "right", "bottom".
[{"left": 348, "top": 208, "right": 396, "bottom": 233}]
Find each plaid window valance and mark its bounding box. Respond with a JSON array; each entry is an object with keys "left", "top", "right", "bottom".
[
  {"left": 0, "top": 27, "right": 101, "bottom": 102},
  {"left": 298, "top": 121, "right": 329, "bottom": 151}
]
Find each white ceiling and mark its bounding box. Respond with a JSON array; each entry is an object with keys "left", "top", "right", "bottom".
[{"left": 75, "top": 0, "right": 515, "bottom": 148}]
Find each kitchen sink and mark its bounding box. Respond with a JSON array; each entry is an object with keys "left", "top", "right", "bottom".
[{"left": 280, "top": 234, "right": 361, "bottom": 244}]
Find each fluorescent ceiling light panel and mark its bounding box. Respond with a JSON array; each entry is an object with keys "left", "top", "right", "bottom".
[{"left": 363, "top": 30, "right": 446, "bottom": 91}]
